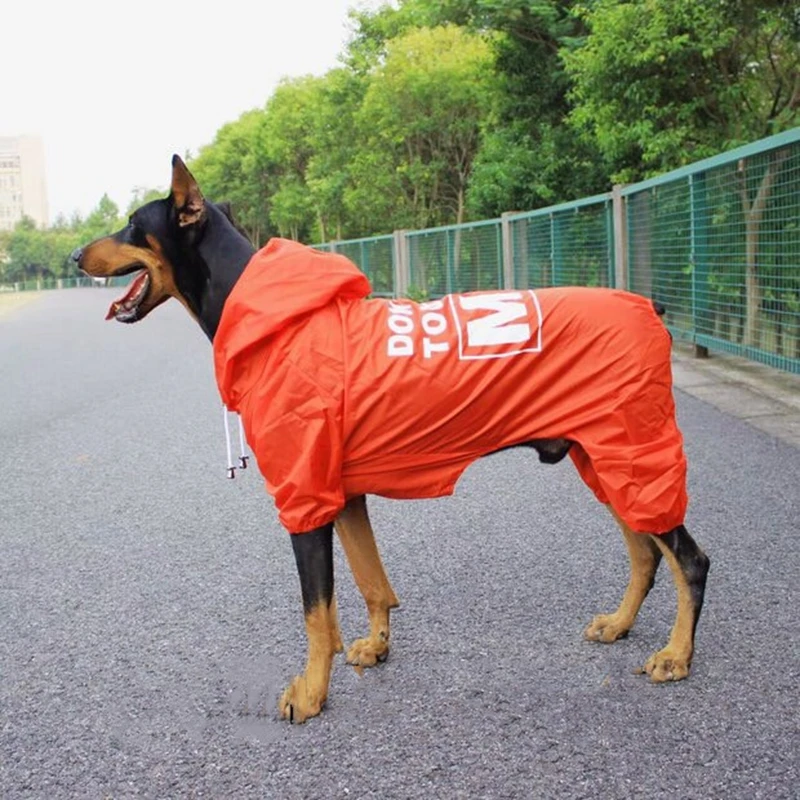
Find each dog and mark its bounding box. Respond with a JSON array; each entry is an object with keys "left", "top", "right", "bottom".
[{"left": 73, "top": 155, "right": 710, "bottom": 723}]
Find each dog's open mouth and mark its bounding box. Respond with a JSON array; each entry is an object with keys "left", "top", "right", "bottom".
[{"left": 106, "top": 269, "right": 150, "bottom": 322}]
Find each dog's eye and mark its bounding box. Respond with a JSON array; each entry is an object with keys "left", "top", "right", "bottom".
[{"left": 127, "top": 220, "right": 147, "bottom": 247}]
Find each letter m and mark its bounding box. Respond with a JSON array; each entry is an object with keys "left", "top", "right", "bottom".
[{"left": 451, "top": 291, "right": 542, "bottom": 360}]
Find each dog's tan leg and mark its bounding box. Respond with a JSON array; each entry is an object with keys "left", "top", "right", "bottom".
[
  {"left": 330, "top": 595, "right": 344, "bottom": 654},
  {"left": 585, "top": 506, "right": 663, "bottom": 643},
  {"left": 640, "top": 526, "right": 709, "bottom": 682},
  {"left": 278, "top": 603, "right": 340, "bottom": 723},
  {"left": 278, "top": 524, "right": 340, "bottom": 723},
  {"left": 334, "top": 495, "right": 400, "bottom": 668}
]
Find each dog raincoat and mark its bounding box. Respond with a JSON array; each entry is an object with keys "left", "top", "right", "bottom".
[{"left": 213, "top": 239, "right": 687, "bottom": 535}]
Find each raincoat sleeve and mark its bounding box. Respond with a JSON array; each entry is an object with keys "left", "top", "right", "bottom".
[{"left": 243, "top": 364, "right": 346, "bottom": 533}]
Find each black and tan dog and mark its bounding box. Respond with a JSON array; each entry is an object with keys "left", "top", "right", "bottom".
[{"left": 74, "top": 156, "right": 709, "bottom": 723}]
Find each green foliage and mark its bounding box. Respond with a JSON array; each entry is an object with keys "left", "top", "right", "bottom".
[
  {"left": 349, "top": 25, "right": 500, "bottom": 230},
  {"left": 564, "top": 0, "right": 800, "bottom": 181},
  {"left": 5, "top": 0, "right": 798, "bottom": 283},
  {"left": 126, "top": 187, "right": 166, "bottom": 216},
  {"left": 190, "top": 110, "right": 272, "bottom": 244},
  {"left": 0, "top": 195, "right": 125, "bottom": 283}
]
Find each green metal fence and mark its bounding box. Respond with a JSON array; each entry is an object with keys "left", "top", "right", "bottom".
[
  {"left": 316, "top": 128, "right": 799, "bottom": 374},
  {"left": 405, "top": 219, "right": 503, "bottom": 297},
  {"left": 625, "top": 128, "right": 800, "bottom": 373},
  {"left": 506, "top": 194, "right": 614, "bottom": 289},
  {"left": 4, "top": 130, "right": 796, "bottom": 374},
  {"left": 0, "top": 276, "right": 130, "bottom": 292},
  {"left": 315, "top": 235, "right": 395, "bottom": 297}
]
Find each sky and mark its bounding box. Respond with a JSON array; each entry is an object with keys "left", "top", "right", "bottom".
[{"left": 2, "top": 0, "right": 387, "bottom": 222}]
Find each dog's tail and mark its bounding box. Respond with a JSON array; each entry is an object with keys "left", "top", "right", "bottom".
[{"left": 651, "top": 300, "right": 673, "bottom": 342}]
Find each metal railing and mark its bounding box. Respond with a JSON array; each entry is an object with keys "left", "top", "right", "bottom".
[
  {"left": 505, "top": 194, "right": 615, "bottom": 290},
  {"left": 0, "top": 276, "right": 130, "bottom": 292},
  {"left": 624, "top": 129, "right": 800, "bottom": 373},
  {"left": 3, "top": 130, "right": 797, "bottom": 374},
  {"left": 316, "top": 128, "right": 800, "bottom": 374}
]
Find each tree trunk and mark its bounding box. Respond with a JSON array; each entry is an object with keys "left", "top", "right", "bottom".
[
  {"left": 740, "top": 149, "right": 789, "bottom": 347},
  {"left": 452, "top": 186, "right": 465, "bottom": 292}
]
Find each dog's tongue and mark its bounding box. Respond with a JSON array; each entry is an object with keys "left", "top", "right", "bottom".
[{"left": 106, "top": 271, "right": 148, "bottom": 320}]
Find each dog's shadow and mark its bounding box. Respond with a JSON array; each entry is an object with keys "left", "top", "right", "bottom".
[{"left": 224, "top": 653, "right": 289, "bottom": 742}]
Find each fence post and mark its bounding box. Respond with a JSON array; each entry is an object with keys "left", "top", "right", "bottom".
[
  {"left": 393, "top": 230, "right": 409, "bottom": 298},
  {"left": 501, "top": 212, "right": 515, "bottom": 290},
  {"left": 612, "top": 184, "right": 628, "bottom": 290},
  {"left": 689, "top": 172, "right": 710, "bottom": 358}
]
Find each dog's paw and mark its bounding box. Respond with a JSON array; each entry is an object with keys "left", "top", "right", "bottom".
[
  {"left": 346, "top": 635, "right": 389, "bottom": 669},
  {"left": 278, "top": 675, "right": 325, "bottom": 724},
  {"left": 638, "top": 647, "right": 691, "bottom": 682},
  {"left": 584, "top": 614, "right": 631, "bottom": 643}
]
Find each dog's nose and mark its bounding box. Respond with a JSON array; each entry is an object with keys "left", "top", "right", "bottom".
[{"left": 71, "top": 247, "right": 83, "bottom": 264}]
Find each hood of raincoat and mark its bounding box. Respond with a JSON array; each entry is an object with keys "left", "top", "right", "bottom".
[{"left": 213, "top": 238, "right": 371, "bottom": 409}]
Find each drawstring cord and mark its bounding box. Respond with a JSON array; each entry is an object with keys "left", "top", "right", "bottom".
[
  {"left": 223, "top": 405, "right": 249, "bottom": 479},
  {"left": 237, "top": 415, "right": 249, "bottom": 470}
]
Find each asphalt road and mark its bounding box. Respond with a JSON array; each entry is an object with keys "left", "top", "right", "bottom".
[{"left": 1, "top": 290, "right": 798, "bottom": 799}]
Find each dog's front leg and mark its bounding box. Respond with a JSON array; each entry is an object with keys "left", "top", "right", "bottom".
[{"left": 278, "top": 523, "right": 339, "bottom": 723}]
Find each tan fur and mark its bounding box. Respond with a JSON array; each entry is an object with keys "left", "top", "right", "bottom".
[
  {"left": 334, "top": 495, "right": 400, "bottom": 669},
  {"left": 641, "top": 534, "right": 697, "bottom": 681},
  {"left": 171, "top": 159, "right": 205, "bottom": 227},
  {"left": 585, "top": 506, "right": 661, "bottom": 642},
  {"left": 278, "top": 602, "right": 340, "bottom": 723},
  {"left": 585, "top": 505, "right": 699, "bottom": 682},
  {"left": 78, "top": 236, "right": 182, "bottom": 320}
]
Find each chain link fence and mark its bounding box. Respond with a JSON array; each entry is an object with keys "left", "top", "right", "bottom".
[
  {"left": 404, "top": 220, "right": 503, "bottom": 298},
  {"left": 316, "top": 235, "right": 395, "bottom": 297}
]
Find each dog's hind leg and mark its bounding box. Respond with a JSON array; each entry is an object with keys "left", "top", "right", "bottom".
[
  {"left": 278, "top": 523, "right": 339, "bottom": 723},
  {"left": 334, "top": 495, "right": 400, "bottom": 669},
  {"left": 639, "top": 525, "right": 709, "bottom": 682},
  {"left": 585, "top": 506, "right": 663, "bottom": 643}
]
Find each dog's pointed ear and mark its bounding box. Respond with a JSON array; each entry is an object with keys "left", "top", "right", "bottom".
[{"left": 171, "top": 154, "right": 206, "bottom": 227}]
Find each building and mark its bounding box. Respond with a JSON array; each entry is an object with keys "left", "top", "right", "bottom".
[{"left": 0, "top": 135, "right": 49, "bottom": 232}]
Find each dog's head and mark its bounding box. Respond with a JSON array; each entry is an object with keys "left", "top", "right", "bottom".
[{"left": 73, "top": 155, "right": 248, "bottom": 328}]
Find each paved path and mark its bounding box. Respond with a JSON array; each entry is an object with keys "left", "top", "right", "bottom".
[
  {"left": 672, "top": 344, "right": 800, "bottom": 449},
  {"left": 1, "top": 290, "right": 798, "bottom": 799},
  {"left": 0, "top": 293, "right": 40, "bottom": 319}
]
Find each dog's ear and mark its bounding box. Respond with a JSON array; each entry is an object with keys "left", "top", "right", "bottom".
[{"left": 171, "top": 154, "right": 206, "bottom": 227}]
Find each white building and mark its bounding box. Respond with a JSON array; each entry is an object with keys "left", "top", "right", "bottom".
[{"left": 0, "top": 136, "right": 49, "bottom": 232}]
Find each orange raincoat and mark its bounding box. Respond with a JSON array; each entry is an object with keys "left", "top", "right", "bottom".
[{"left": 214, "top": 239, "right": 687, "bottom": 535}]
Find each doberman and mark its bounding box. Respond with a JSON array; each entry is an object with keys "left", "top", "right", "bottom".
[{"left": 73, "top": 156, "right": 710, "bottom": 723}]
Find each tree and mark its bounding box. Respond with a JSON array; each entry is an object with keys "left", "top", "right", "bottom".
[
  {"left": 257, "top": 76, "right": 326, "bottom": 242},
  {"left": 348, "top": 1, "right": 608, "bottom": 217},
  {"left": 564, "top": 0, "right": 800, "bottom": 347},
  {"left": 126, "top": 188, "right": 166, "bottom": 216},
  {"left": 81, "top": 195, "right": 122, "bottom": 243},
  {"left": 305, "top": 68, "right": 369, "bottom": 241},
  {"left": 190, "top": 111, "right": 271, "bottom": 245},
  {"left": 349, "top": 25, "right": 500, "bottom": 230},
  {"left": 564, "top": 0, "right": 800, "bottom": 180},
  {"left": 2, "top": 217, "right": 79, "bottom": 281}
]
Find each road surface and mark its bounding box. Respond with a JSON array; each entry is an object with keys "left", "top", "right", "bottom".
[{"left": 1, "top": 290, "right": 798, "bottom": 798}]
